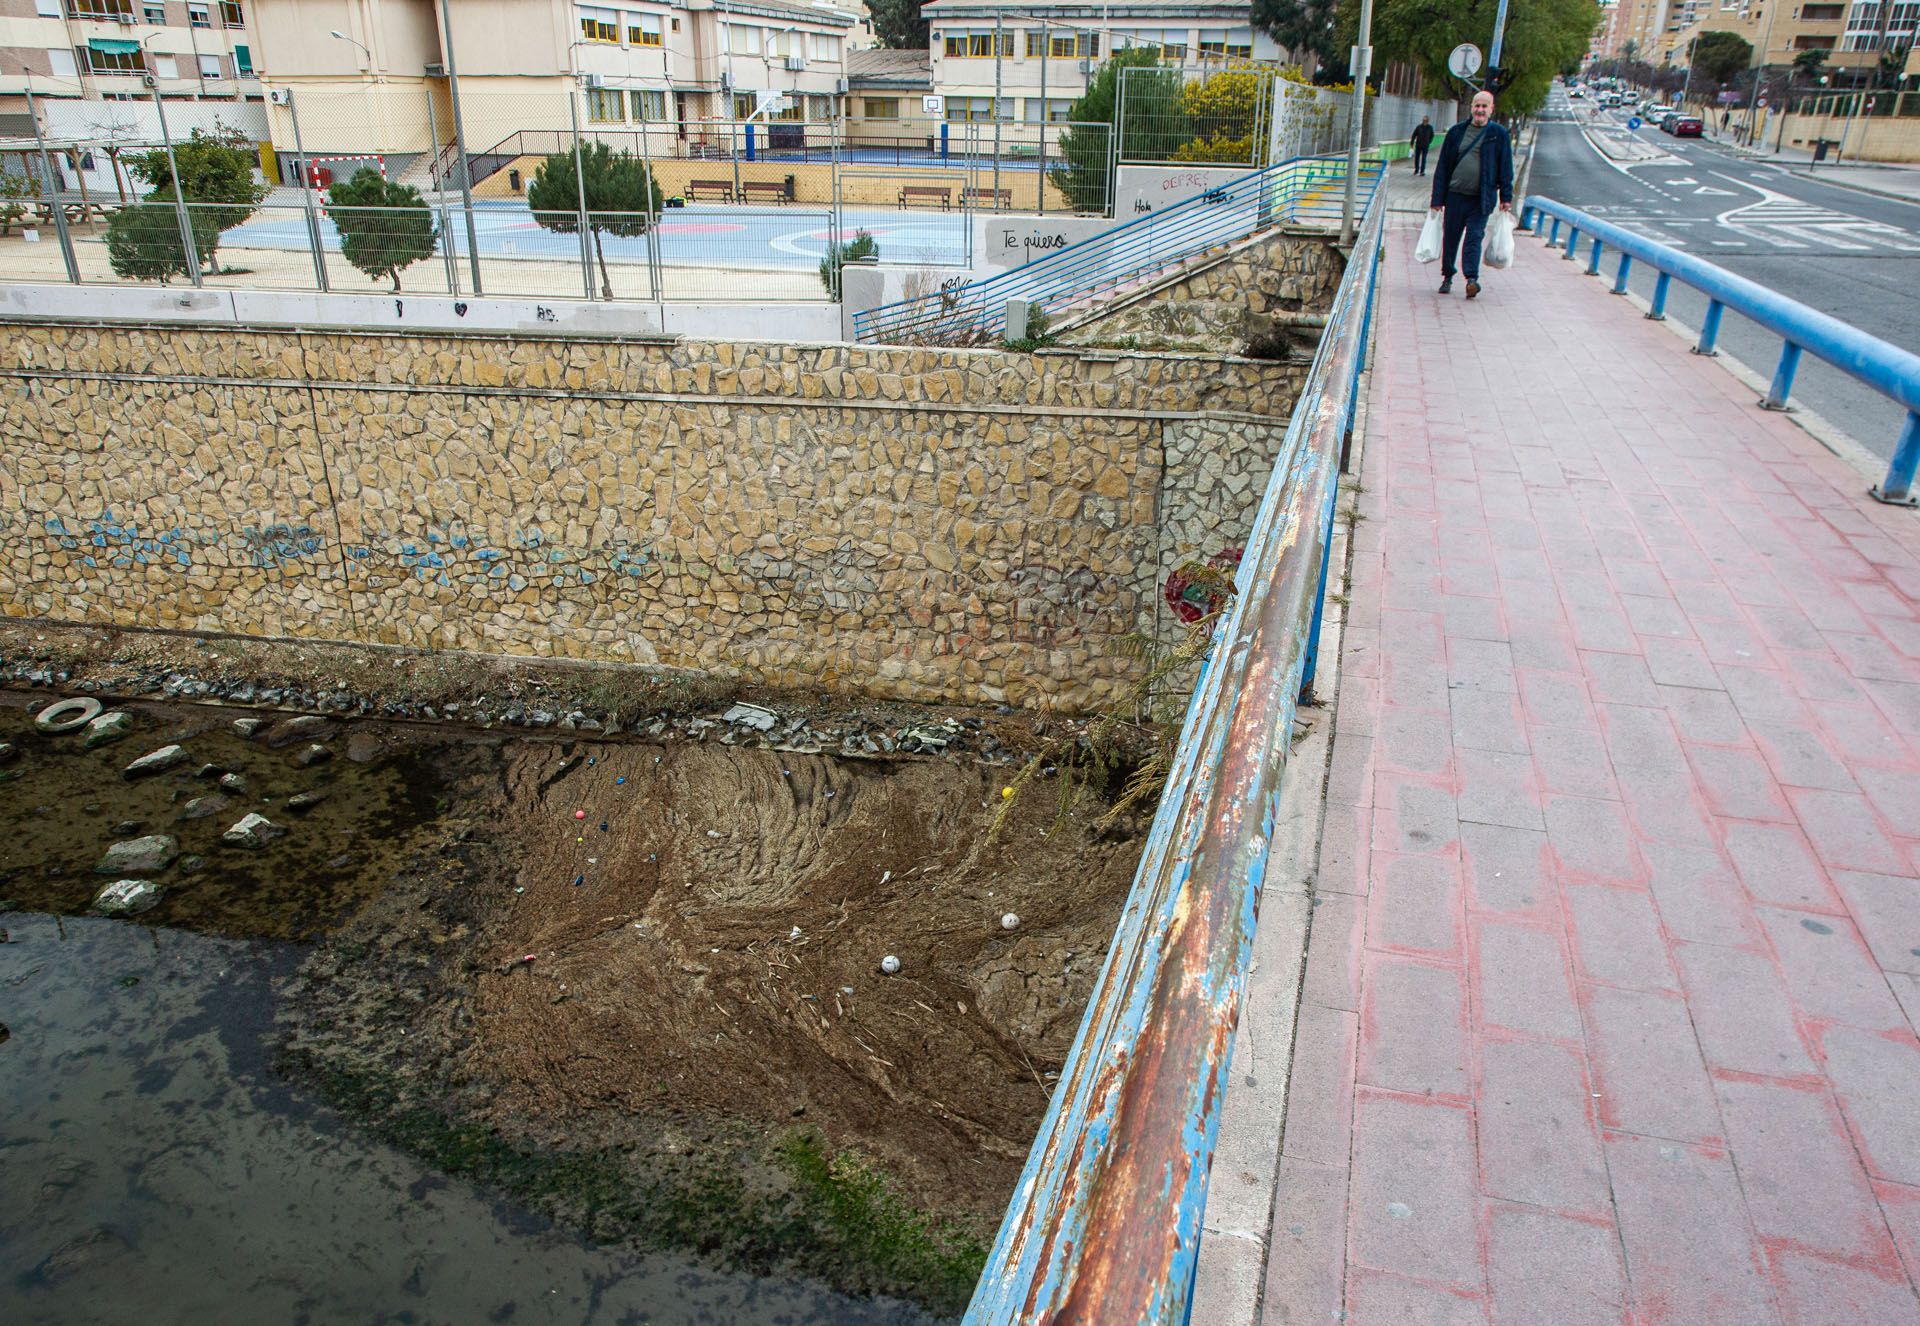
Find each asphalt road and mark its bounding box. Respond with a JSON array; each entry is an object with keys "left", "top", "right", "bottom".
[{"left": 1524, "top": 90, "right": 1920, "bottom": 462}]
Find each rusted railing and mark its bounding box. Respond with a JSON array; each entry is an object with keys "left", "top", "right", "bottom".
[{"left": 965, "top": 181, "right": 1386, "bottom": 1324}]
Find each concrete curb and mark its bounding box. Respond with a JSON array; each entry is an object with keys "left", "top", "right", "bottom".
[
  {"left": 1188, "top": 332, "right": 1372, "bottom": 1326},
  {"left": 1779, "top": 168, "right": 1920, "bottom": 206}
]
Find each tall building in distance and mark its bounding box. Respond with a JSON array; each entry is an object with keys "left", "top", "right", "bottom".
[{"left": 0, "top": 0, "right": 262, "bottom": 128}]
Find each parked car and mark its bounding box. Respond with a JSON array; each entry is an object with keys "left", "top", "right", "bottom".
[
  {"left": 1570, "top": 87, "right": 1585, "bottom": 99},
  {"left": 1659, "top": 112, "right": 1682, "bottom": 133},
  {"left": 1672, "top": 117, "right": 1704, "bottom": 137}
]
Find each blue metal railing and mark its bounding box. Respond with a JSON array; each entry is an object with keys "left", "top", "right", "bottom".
[
  {"left": 1522, "top": 195, "right": 1920, "bottom": 506},
  {"left": 963, "top": 182, "right": 1386, "bottom": 1325},
  {"left": 853, "top": 153, "right": 1384, "bottom": 346}
]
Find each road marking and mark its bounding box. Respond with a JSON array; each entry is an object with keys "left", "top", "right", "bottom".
[
  {"left": 1708, "top": 175, "right": 1920, "bottom": 252},
  {"left": 1694, "top": 186, "right": 1739, "bottom": 196}
]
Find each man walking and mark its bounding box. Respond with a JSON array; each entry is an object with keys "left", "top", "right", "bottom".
[
  {"left": 1429, "top": 91, "right": 1514, "bottom": 299},
  {"left": 1410, "top": 117, "right": 1435, "bottom": 175}
]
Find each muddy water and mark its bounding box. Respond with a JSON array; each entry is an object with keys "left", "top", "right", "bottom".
[{"left": 0, "top": 694, "right": 940, "bottom": 1324}]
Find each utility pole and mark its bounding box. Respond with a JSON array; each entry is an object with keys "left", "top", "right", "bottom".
[
  {"left": 1341, "top": 0, "right": 1374, "bottom": 243},
  {"left": 143, "top": 34, "right": 203, "bottom": 288},
  {"left": 437, "top": 0, "right": 484, "bottom": 294},
  {"left": 22, "top": 81, "right": 79, "bottom": 283}
]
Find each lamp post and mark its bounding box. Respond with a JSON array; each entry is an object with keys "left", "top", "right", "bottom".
[
  {"left": 143, "top": 31, "right": 203, "bottom": 287},
  {"left": 329, "top": 29, "right": 375, "bottom": 76}
]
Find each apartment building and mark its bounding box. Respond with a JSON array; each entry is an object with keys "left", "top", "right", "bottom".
[
  {"left": 0, "top": 0, "right": 261, "bottom": 126},
  {"left": 1658, "top": 0, "right": 1913, "bottom": 79},
  {"left": 920, "top": 0, "right": 1282, "bottom": 126},
  {"left": 248, "top": 0, "right": 859, "bottom": 174}
]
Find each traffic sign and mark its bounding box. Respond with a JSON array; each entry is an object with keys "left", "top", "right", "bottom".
[
  {"left": 1448, "top": 43, "right": 1483, "bottom": 79},
  {"left": 1628, "top": 116, "right": 1642, "bottom": 130}
]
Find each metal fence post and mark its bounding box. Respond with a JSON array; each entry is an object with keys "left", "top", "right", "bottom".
[
  {"left": 1694, "top": 299, "right": 1724, "bottom": 355},
  {"left": 1763, "top": 341, "right": 1801, "bottom": 410},
  {"left": 150, "top": 81, "right": 203, "bottom": 288},
  {"left": 1648, "top": 270, "right": 1671, "bottom": 320},
  {"left": 1612, "top": 252, "right": 1632, "bottom": 295},
  {"left": 1586, "top": 236, "right": 1602, "bottom": 275},
  {"left": 1037, "top": 25, "right": 1048, "bottom": 216},
  {"left": 568, "top": 83, "right": 597, "bottom": 299},
  {"left": 438, "top": 0, "right": 484, "bottom": 295},
  {"left": 1871, "top": 412, "right": 1920, "bottom": 506},
  {"left": 23, "top": 85, "right": 79, "bottom": 284},
  {"left": 286, "top": 89, "right": 330, "bottom": 292}
]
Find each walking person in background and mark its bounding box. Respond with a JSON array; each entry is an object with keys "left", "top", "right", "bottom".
[
  {"left": 1429, "top": 91, "right": 1514, "bottom": 299},
  {"left": 1410, "top": 117, "right": 1435, "bottom": 175}
]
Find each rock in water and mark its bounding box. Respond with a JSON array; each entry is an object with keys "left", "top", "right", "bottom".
[
  {"left": 94, "top": 835, "right": 179, "bottom": 875},
  {"left": 218, "top": 772, "right": 248, "bottom": 793},
  {"left": 92, "top": 879, "right": 164, "bottom": 916},
  {"left": 263, "top": 714, "right": 334, "bottom": 748},
  {"left": 232, "top": 717, "right": 265, "bottom": 737},
  {"left": 221, "top": 813, "right": 286, "bottom": 849},
  {"left": 178, "top": 794, "right": 231, "bottom": 822},
  {"left": 289, "top": 743, "right": 333, "bottom": 769},
  {"left": 123, "top": 745, "right": 187, "bottom": 778},
  {"left": 0, "top": 742, "right": 17, "bottom": 764},
  {"left": 286, "top": 790, "right": 330, "bottom": 812},
  {"left": 82, "top": 711, "right": 134, "bottom": 748}
]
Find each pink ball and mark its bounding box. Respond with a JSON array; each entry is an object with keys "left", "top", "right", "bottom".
[{"left": 574, "top": 810, "right": 586, "bottom": 820}]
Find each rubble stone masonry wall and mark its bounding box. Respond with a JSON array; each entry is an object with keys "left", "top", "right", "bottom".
[{"left": 0, "top": 324, "right": 1304, "bottom": 710}]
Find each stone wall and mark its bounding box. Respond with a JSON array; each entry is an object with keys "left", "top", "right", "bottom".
[
  {"left": 0, "top": 324, "right": 1305, "bottom": 710},
  {"left": 1059, "top": 230, "right": 1346, "bottom": 356}
]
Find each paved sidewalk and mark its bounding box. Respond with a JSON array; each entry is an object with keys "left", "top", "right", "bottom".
[{"left": 1262, "top": 194, "right": 1920, "bottom": 1322}]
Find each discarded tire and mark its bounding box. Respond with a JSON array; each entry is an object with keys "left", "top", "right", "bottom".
[{"left": 34, "top": 697, "right": 103, "bottom": 734}]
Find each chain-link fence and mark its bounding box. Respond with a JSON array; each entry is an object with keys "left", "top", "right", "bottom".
[{"left": 1117, "top": 65, "right": 1353, "bottom": 167}]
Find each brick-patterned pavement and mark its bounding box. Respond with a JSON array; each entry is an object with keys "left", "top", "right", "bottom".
[{"left": 1264, "top": 198, "right": 1920, "bottom": 1324}]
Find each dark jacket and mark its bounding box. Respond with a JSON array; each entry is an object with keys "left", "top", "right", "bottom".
[
  {"left": 1410, "top": 122, "right": 1435, "bottom": 148},
  {"left": 1429, "top": 119, "right": 1514, "bottom": 215}
]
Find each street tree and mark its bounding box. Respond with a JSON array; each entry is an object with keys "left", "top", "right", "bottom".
[
  {"left": 867, "top": 0, "right": 929, "bottom": 51},
  {"left": 1793, "top": 47, "right": 1830, "bottom": 80},
  {"left": 526, "top": 142, "right": 663, "bottom": 300},
  {"left": 1689, "top": 30, "right": 1754, "bottom": 86},
  {"left": 1052, "top": 47, "right": 1173, "bottom": 213},
  {"left": 327, "top": 168, "right": 439, "bottom": 291},
  {"left": 126, "top": 126, "right": 268, "bottom": 274},
  {"left": 1339, "top": 0, "right": 1603, "bottom": 116},
  {"left": 0, "top": 167, "right": 29, "bottom": 235},
  {"left": 1878, "top": 43, "right": 1912, "bottom": 88},
  {"left": 1252, "top": 0, "right": 1343, "bottom": 74}
]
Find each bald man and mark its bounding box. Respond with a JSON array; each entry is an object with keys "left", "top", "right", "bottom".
[{"left": 1429, "top": 90, "right": 1515, "bottom": 299}]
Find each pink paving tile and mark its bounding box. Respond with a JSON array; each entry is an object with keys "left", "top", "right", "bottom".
[
  {"left": 1259, "top": 1156, "right": 1349, "bottom": 1326},
  {"left": 1660, "top": 683, "right": 1753, "bottom": 745},
  {"left": 1371, "top": 774, "right": 1461, "bottom": 857},
  {"left": 1456, "top": 747, "right": 1547, "bottom": 832},
  {"left": 1543, "top": 795, "right": 1643, "bottom": 886},
  {"left": 1516, "top": 669, "right": 1600, "bottom": 729},
  {"left": 1316, "top": 803, "right": 1372, "bottom": 898},
  {"left": 1477, "top": 1039, "right": 1611, "bottom": 1214},
  {"left": 1787, "top": 787, "right": 1910, "bottom": 876},
  {"left": 1808, "top": 698, "right": 1920, "bottom": 770},
  {"left": 1345, "top": 1270, "right": 1488, "bottom": 1325},
  {"left": 1671, "top": 941, "right": 1816, "bottom": 1077},
  {"left": 1768, "top": 1249, "right": 1920, "bottom": 1326},
  {"left": 1485, "top": 1207, "right": 1630, "bottom": 1326},
  {"left": 1604, "top": 1131, "right": 1782, "bottom": 1324},
  {"left": 1282, "top": 1001, "right": 1359, "bottom": 1169},
  {"left": 1754, "top": 721, "right": 1862, "bottom": 793},
  {"left": 1357, "top": 955, "right": 1470, "bottom": 1097},
  {"left": 1688, "top": 743, "right": 1797, "bottom": 822},
  {"left": 1376, "top": 704, "right": 1456, "bottom": 775},
  {"left": 1616, "top": 763, "right": 1721, "bottom": 848},
  {"left": 1818, "top": 1026, "right": 1920, "bottom": 1188},
  {"left": 1531, "top": 725, "right": 1619, "bottom": 801},
  {"left": 1854, "top": 766, "right": 1920, "bottom": 837},
  {"left": 1367, "top": 853, "right": 1465, "bottom": 957},
  {"left": 1597, "top": 702, "right": 1689, "bottom": 772},
  {"left": 1460, "top": 822, "right": 1557, "bottom": 918},
  {"left": 1302, "top": 892, "right": 1366, "bottom": 1012},
  {"left": 1348, "top": 1092, "right": 1481, "bottom": 1289},
  {"left": 1475, "top": 919, "right": 1583, "bottom": 1041},
  {"left": 1448, "top": 637, "right": 1518, "bottom": 693},
  {"left": 1582, "top": 984, "right": 1724, "bottom": 1143},
  {"left": 1876, "top": 1179, "right": 1920, "bottom": 1297},
  {"left": 1756, "top": 907, "right": 1908, "bottom": 1032},
  {"left": 1450, "top": 689, "right": 1532, "bottom": 756},
  {"left": 1580, "top": 650, "right": 1664, "bottom": 708},
  {"left": 1642, "top": 840, "right": 1764, "bottom": 948},
  {"left": 1715, "top": 1076, "right": 1899, "bottom": 1263},
  {"left": 1565, "top": 883, "right": 1678, "bottom": 991},
  {"left": 1724, "top": 820, "right": 1849, "bottom": 912}
]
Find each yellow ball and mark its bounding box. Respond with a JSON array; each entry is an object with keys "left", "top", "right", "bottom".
[{"left": 1001, "top": 786, "right": 1014, "bottom": 798}]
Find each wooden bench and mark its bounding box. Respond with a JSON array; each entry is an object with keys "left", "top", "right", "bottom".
[
  {"left": 899, "top": 184, "right": 952, "bottom": 210},
  {"left": 962, "top": 186, "right": 1014, "bottom": 209},
  {"left": 740, "top": 179, "right": 789, "bottom": 204},
  {"left": 685, "top": 179, "right": 736, "bottom": 203}
]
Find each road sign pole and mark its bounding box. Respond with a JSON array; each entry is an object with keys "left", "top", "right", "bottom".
[
  {"left": 1341, "top": 0, "right": 1375, "bottom": 245},
  {"left": 1490, "top": 0, "right": 1510, "bottom": 71}
]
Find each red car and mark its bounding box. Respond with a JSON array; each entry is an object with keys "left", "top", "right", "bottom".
[{"left": 1673, "top": 117, "right": 1704, "bottom": 137}]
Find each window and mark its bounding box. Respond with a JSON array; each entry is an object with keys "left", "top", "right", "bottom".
[
  {"left": 1200, "top": 27, "right": 1251, "bottom": 58},
  {"left": 728, "top": 24, "right": 761, "bottom": 54},
  {"left": 36, "top": 0, "right": 62, "bottom": 15},
  {"left": 943, "top": 29, "right": 1012, "bottom": 57},
  {"left": 155, "top": 54, "right": 178, "bottom": 77},
  {"left": 579, "top": 5, "right": 617, "bottom": 42},
  {"left": 944, "top": 95, "right": 1010, "bottom": 121},
  {"left": 627, "top": 13, "right": 661, "bottom": 45},
  {"left": 47, "top": 48, "right": 77, "bottom": 76},
  {"left": 199, "top": 52, "right": 221, "bottom": 76},
  {"left": 143, "top": 2, "right": 165, "bottom": 20},
  {"left": 767, "top": 98, "right": 802, "bottom": 121},
  {"left": 1801, "top": 3, "right": 1843, "bottom": 15},
  {"left": 630, "top": 88, "right": 666, "bottom": 119},
  {"left": 1023, "top": 97, "right": 1072, "bottom": 122},
  {"left": 233, "top": 43, "right": 251, "bottom": 75},
  {"left": 862, "top": 96, "right": 899, "bottom": 118},
  {"left": 733, "top": 91, "right": 757, "bottom": 119},
  {"left": 188, "top": 3, "right": 209, "bottom": 27},
  {"left": 80, "top": 44, "right": 145, "bottom": 73},
  {"left": 219, "top": 0, "right": 242, "bottom": 26},
  {"left": 68, "top": 0, "right": 134, "bottom": 17},
  {"left": 808, "top": 32, "right": 840, "bottom": 60},
  {"left": 808, "top": 93, "right": 833, "bottom": 120},
  {"left": 586, "top": 87, "right": 624, "bottom": 120}
]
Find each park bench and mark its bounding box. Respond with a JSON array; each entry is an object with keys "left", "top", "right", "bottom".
[
  {"left": 899, "top": 184, "right": 952, "bottom": 210},
  {"left": 962, "top": 186, "right": 1014, "bottom": 209},
  {"left": 739, "top": 179, "right": 790, "bottom": 204},
  {"left": 685, "top": 179, "right": 736, "bottom": 203}
]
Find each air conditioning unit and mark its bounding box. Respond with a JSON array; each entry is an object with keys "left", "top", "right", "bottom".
[
  {"left": 423, "top": 61, "right": 445, "bottom": 77},
  {"left": 585, "top": 72, "right": 605, "bottom": 87},
  {"left": 268, "top": 87, "right": 290, "bottom": 105},
  {"left": 115, "top": 11, "right": 135, "bottom": 24},
  {"left": 718, "top": 70, "right": 733, "bottom": 90},
  {"left": 1079, "top": 58, "right": 1095, "bottom": 74},
  {"left": 834, "top": 76, "right": 848, "bottom": 94},
  {"left": 784, "top": 55, "right": 807, "bottom": 71}
]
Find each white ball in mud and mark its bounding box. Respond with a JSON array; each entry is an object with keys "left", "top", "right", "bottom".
[
  {"left": 1001, "top": 913, "right": 1020, "bottom": 931},
  {"left": 880, "top": 954, "right": 901, "bottom": 975}
]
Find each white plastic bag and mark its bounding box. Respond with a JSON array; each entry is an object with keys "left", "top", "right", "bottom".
[
  {"left": 1482, "top": 210, "right": 1515, "bottom": 269},
  {"left": 1414, "top": 211, "right": 1443, "bottom": 264}
]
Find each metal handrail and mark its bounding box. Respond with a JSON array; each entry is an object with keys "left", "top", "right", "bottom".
[
  {"left": 1522, "top": 194, "right": 1920, "bottom": 506},
  {"left": 853, "top": 152, "right": 1382, "bottom": 345},
  {"left": 964, "top": 182, "right": 1387, "bottom": 1325}
]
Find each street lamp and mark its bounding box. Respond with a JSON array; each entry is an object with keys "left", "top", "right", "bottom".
[
  {"left": 142, "top": 30, "right": 202, "bottom": 287},
  {"left": 328, "top": 29, "right": 376, "bottom": 77}
]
